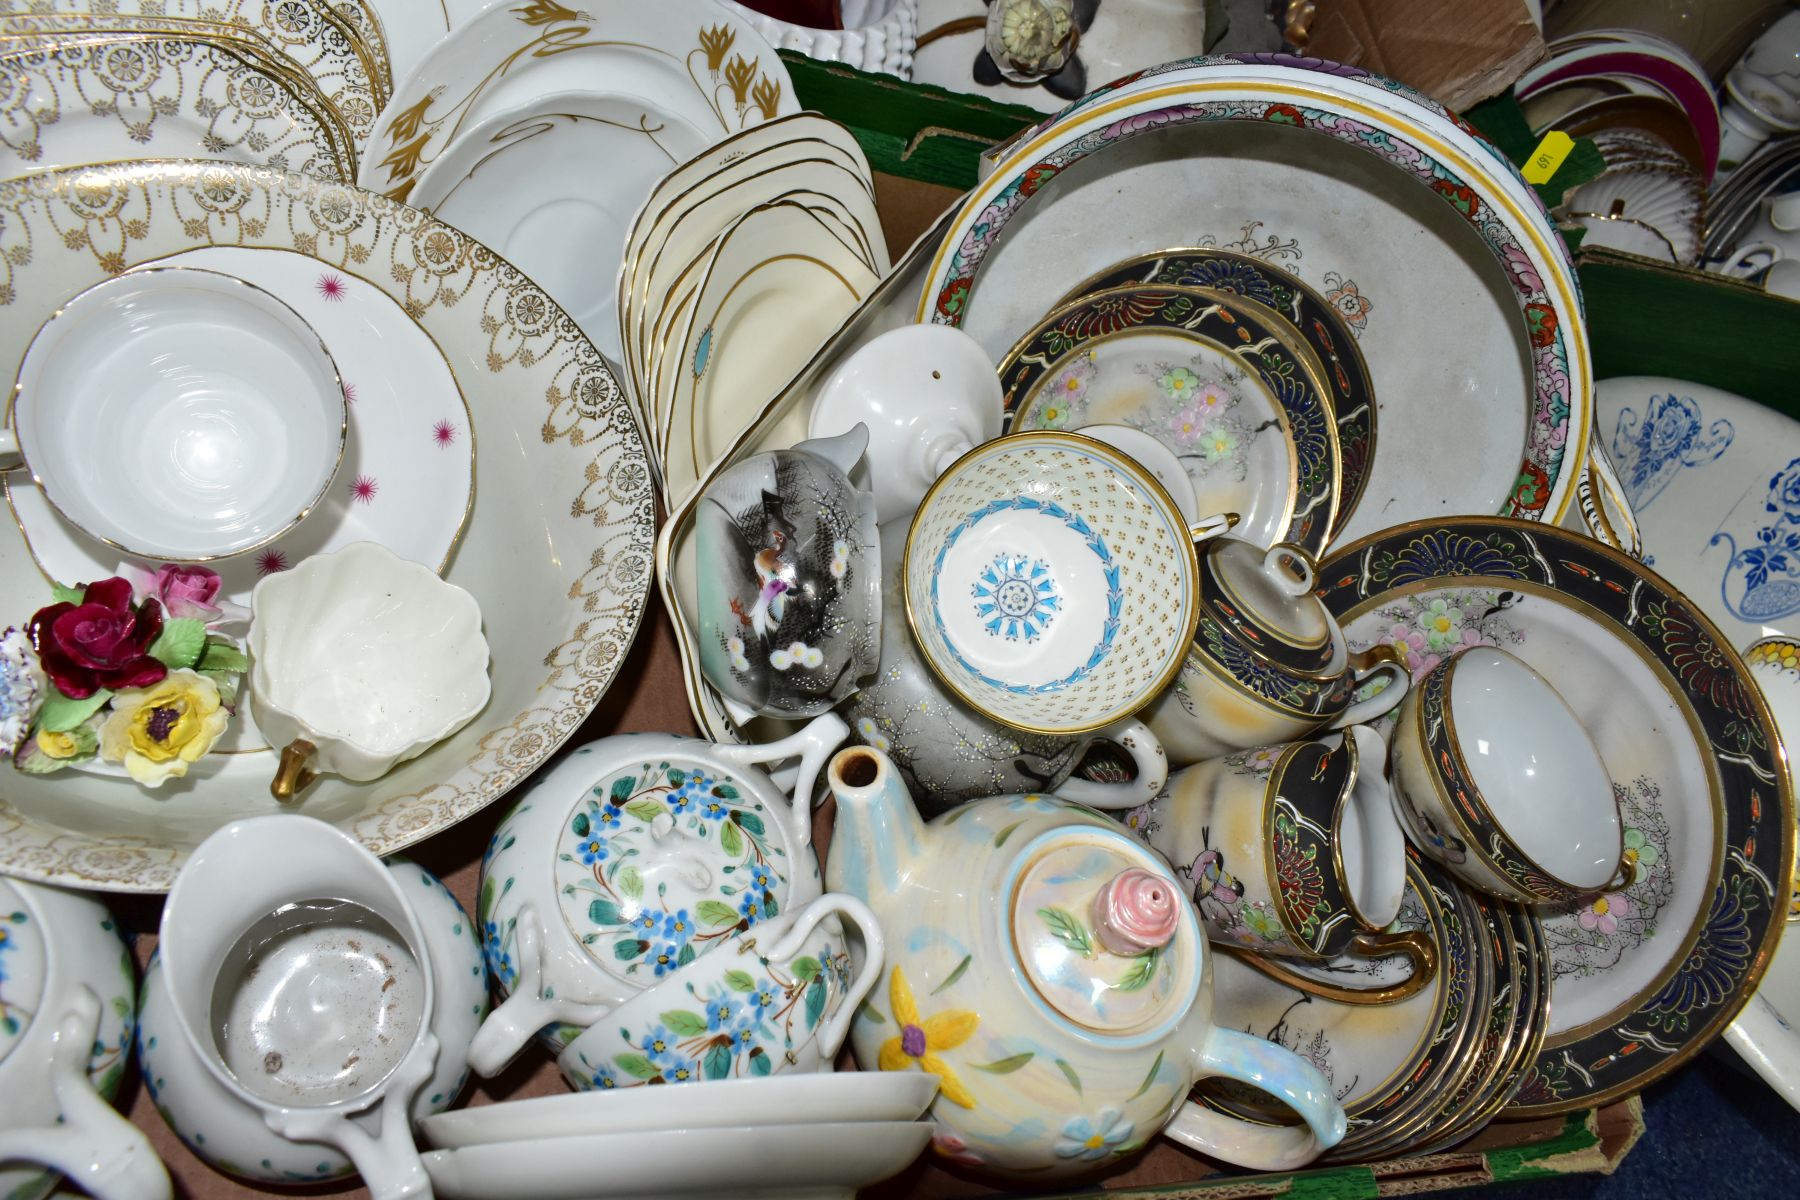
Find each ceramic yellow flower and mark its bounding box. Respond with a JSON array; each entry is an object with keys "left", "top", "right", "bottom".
[
  {"left": 99, "top": 668, "right": 229, "bottom": 787},
  {"left": 878, "top": 965, "right": 979, "bottom": 1108},
  {"left": 33, "top": 729, "right": 83, "bottom": 760}
]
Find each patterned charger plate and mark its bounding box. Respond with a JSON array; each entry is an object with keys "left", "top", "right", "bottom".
[
  {"left": 1319, "top": 517, "right": 1792, "bottom": 1113},
  {"left": 0, "top": 160, "right": 654, "bottom": 891}
]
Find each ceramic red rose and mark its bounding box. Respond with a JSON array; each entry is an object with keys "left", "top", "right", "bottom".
[{"left": 28, "top": 577, "right": 167, "bottom": 699}]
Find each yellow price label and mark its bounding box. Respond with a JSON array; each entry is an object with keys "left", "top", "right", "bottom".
[{"left": 1521, "top": 130, "right": 1575, "bottom": 185}]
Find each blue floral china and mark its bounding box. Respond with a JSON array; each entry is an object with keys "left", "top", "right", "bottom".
[
  {"left": 1318, "top": 516, "right": 1792, "bottom": 1115},
  {"left": 696, "top": 425, "right": 880, "bottom": 720}
]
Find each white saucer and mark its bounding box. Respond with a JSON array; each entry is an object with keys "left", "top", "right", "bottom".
[
  {"left": 420, "top": 1072, "right": 939, "bottom": 1150},
  {"left": 10, "top": 248, "right": 474, "bottom": 607},
  {"left": 421, "top": 1120, "right": 932, "bottom": 1200}
]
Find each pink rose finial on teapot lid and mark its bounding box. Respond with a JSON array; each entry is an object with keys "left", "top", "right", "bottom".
[{"left": 1091, "top": 867, "right": 1179, "bottom": 957}]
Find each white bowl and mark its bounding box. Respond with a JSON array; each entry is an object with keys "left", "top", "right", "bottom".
[
  {"left": 8, "top": 267, "right": 346, "bottom": 562},
  {"left": 249, "top": 542, "right": 490, "bottom": 791}
]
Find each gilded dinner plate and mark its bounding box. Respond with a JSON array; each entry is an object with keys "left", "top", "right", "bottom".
[
  {"left": 920, "top": 63, "right": 1591, "bottom": 545},
  {"left": 363, "top": 0, "right": 796, "bottom": 203},
  {"left": 0, "top": 160, "right": 654, "bottom": 891},
  {"left": 0, "top": 32, "right": 357, "bottom": 181},
  {"left": 1061, "top": 248, "right": 1377, "bottom": 532},
  {"left": 0, "top": 10, "right": 383, "bottom": 154},
  {"left": 999, "top": 284, "right": 1341, "bottom": 555},
  {"left": 1319, "top": 517, "right": 1792, "bottom": 1114}
]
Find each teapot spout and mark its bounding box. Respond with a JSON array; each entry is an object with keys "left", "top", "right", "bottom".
[{"left": 825, "top": 746, "right": 926, "bottom": 904}]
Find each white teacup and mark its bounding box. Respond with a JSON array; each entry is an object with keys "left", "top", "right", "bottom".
[
  {"left": 1389, "top": 646, "right": 1624, "bottom": 905},
  {"left": 7, "top": 268, "right": 346, "bottom": 562},
  {"left": 556, "top": 894, "right": 883, "bottom": 1091},
  {"left": 249, "top": 542, "right": 491, "bottom": 800}
]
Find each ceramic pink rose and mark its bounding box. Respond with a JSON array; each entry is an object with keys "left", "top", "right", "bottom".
[
  {"left": 1091, "top": 867, "right": 1180, "bottom": 956},
  {"left": 121, "top": 563, "right": 249, "bottom": 628}
]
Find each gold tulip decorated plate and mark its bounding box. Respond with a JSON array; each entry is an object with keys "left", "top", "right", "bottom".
[
  {"left": 1318, "top": 516, "right": 1792, "bottom": 1113},
  {"left": 0, "top": 159, "right": 655, "bottom": 891}
]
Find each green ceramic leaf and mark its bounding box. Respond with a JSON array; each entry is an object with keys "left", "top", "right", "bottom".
[
  {"left": 195, "top": 638, "right": 249, "bottom": 673},
  {"left": 732, "top": 809, "right": 764, "bottom": 835},
  {"left": 50, "top": 582, "right": 84, "bottom": 605},
  {"left": 571, "top": 811, "right": 590, "bottom": 838},
  {"left": 994, "top": 821, "right": 1025, "bottom": 848},
  {"left": 666, "top": 767, "right": 687, "bottom": 788},
  {"left": 613, "top": 940, "right": 646, "bottom": 962},
  {"left": 587, "top": 899, "right": 623, "bottom": 926},
  {"left": 36, "top": 689, "right": 111, "bottom": 734},
  {"left": 791, "top": 956, "right": 821, "bottom": 982},
  {"left": 201, "top": 669, "right": 240, "bottom": 707},
  {"left": 932, "top": 955, "right": 973, "bottom": 995},
  {"left": 698, "top": 900, "right": 739, "bottom": 927},
  {"left": 749, "top": 1047, "right": 772, "bottom": 1075},
  {"left": 614, "top": 1053, "right": 658, "bottom": 1080},
  {"left": 618, "top": 865, "right": 643, "bottom": 900},
  {"left": 971, "top": 1052, "right": 1034, "bottom": 1074},
  {"left": 624, "top": 799, "right": 663, "bottom": 823},
  {"left": 678, "top": 942, "right": 696, "bottom": 967},
  {"left": 725, "top": 969, "right": 757, "bottom": 993},
  {"left": 856, "top": 999, "right": 886, "bottom": 1024},
  {"left": 479, "top": 877, "right": 495, "bottom": 920},
  {"left": 704, "top": 1041, "right": 732, "bottom": 1081},
  {"left": 1129, "top": 1050, "right": 1165, "bottom": 1101},
  {"left": 1114, "top": 948, "right": 1160, "bottom": 993},
  {"left": 714, "top": 783, "right": 740, "bottom": 800},
  {"left": 719, "top": 820, "right": 744, "bottom": 857},
  {"left": 763, "top": 892, "right": 779, "bottom": 918},
  {"left": 1038, "top": 907, "right": 1093, "bottom": 957},
  {"left": 610, "top": 775, "right": 637, "bottom": 802},
  {"left": 148, "top": 618, "right": 207, "bottom": 669},
  {"left": 1055, "top": 1057, "right": 1083, "bottom": 1096},
  {"left": 805, "top": 977, "right": 826, "bottom": 1028},
  {"left": 662, "top": 1010, "right": 707, "bottom": 1037}
]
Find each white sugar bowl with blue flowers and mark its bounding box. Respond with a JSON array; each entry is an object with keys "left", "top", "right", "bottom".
[{"left": 467, "top": 717, "right": 848, "bottom": 1075}]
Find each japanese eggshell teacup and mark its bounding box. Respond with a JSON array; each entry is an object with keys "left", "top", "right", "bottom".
[
  {"left": 1127, "top": 724, "right": 1436, "bottom": 1002},
  {"left": 1389, "top": 646, "right": 1624, "bottom": 905},
  {"left": 0, "top": 877, "right": 168, "bottom": 1200},
  {"left": 1142, "top": 539, "right": 1409, "bottom": 767},
  {"left": 555, "top": 893, "right": 883, "bottom": 1091},
  {"left": 249, "top": 541, "right": 490, "bottom": 801},
  {"left": 843, "top": 518, "right": 1170, "bottom": 815},
  {"left": 469, "top": 718, "right": 847, "bottom": 1076},
  {"left": 7, "top": 267, "right": 346, "bottom": 563}
]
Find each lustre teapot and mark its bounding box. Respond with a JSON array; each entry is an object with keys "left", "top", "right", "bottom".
[{"left": 824, "top": 746, "right": 1346, "bottom": 1181}]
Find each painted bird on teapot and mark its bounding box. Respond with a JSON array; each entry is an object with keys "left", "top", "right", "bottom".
[{"left": 825, "top": 746, "right": 1345, "bottom": 1181}]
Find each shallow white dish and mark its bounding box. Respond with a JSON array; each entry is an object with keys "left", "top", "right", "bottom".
[
  {"left": 1593, "top": 375, "right": 1800, "bottom": 647},
  {"left": 921, "top": 64, "right": 1589, "bottom": 544},
  {"left": 421, "top": 1073, "right": 939, "bottom": 1150},
  {"left": 409, "top": 91, "right": 715, "bottom": 364},
  {"left": 11, "top": 266, "right": 345, "bottom": 563},
  {"left": 12, "top": 245, "right": 475, "bottom": 616},
  {"left": 0, "top": 160, "right": 654, "bottom": 892},
  {"left": 421, "top": 1121, "right": 933, "bottom": 1200}
]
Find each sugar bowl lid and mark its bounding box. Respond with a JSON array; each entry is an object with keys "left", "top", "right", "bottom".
[
  {"left": 1200, "top": 539, "right": 1343, "bottom": 678},
  {"left": 1008, "top": 829, "right": 1195, "bottom": 1036}
]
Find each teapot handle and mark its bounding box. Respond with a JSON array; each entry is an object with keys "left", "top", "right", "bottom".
[
  {"left": 1051, "top": 718, "right": 1169, "bottom": 809},
  {"left": 1162, "top": 1026, "right": 1346, "bottom": 1170},
  {"left": 466, "top": 906, "right": 612, "bottom": 1077},
  {"left": 751, "top": 893, "right": 886, "bottom": 1060},
  {"left": 1325, "top": 644, "right": 1410, "bottom": 730},
  {"left": 0, "top": 987, "right": 172, "bottom": 1200},
  {"left": 710, "top": 713, "right": 850, "bottom": 851}
]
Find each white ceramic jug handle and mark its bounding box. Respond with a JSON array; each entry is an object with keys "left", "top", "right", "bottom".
[
  {"left": 1326, "top": 644, "right": 1410, "bottom": 729},
  {"left": 752, "top": 893, "right": 885, "bottom": 1060},
  {"left": 266, "top": 1032, "right": 438, "bottom": 1200},
  {"left": 710, "top": 712, "right": 850, "bottom": 850},
  {"left": 1052, "top": 718, "right": 1169, "bottom": 809},
  {"left": 0, "top": 987, "right": 172, "bottom": 1200},
  {"left": 466, "top": 905, "right": 611, "bottom": 1077},
  {"left": 1162, "top": 1026, "right": 1346, "bottom": 1170}
]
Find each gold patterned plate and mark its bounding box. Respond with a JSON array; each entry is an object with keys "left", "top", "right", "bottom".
[
  {"left": 0, "top": 0, "right": 393, "bottom": 102},
  {"left": 0, "top": 160, "right": 654, "bottom": 891},
  {"left": 0, "top": 9, "right": 383, "bottom": 153},
  {"left": 0, "top": 32, "right": 357, "bottom": 181},
  {"left": 1319, "top": 517, "right": 1793, "bottom": 1114},
  {"left": 361, "top": 0, "right": 795, "bottom": 203}
]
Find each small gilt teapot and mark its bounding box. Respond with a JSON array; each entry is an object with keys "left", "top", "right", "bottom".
[{"left": 824, "top": 746, "right": 1345, "bottom": 1181}]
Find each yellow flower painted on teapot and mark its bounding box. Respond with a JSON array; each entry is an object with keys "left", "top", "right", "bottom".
[{"left": 877, "top": 966, "right": 978, "bottom": 1108}]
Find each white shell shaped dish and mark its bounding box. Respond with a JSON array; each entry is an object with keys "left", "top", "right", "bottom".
[
  {"left": 718, "top": 0, "right": 918, "bottom": 76},
  {"left": 12, "top": 267, "right": 345, "bottom": 562},
  {"left": 250, "top": 542, "right": 491, "bottom": 780},
  {"left": 1565, "top": 164, "right": 1705, "bottom": 264}
]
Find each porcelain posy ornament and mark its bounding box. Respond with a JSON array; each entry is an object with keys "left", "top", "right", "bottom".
[
  {"left": 825, "top": 746, "right": 1345, "bottom": 1180},
  {"left": 697, "top": 425, "right": 880, "bottom": 719}
]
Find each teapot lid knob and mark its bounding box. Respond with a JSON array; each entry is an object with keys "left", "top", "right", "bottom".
[{"left": 1091, "top": 867, "right": 1179, "bottom": 957}]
